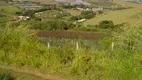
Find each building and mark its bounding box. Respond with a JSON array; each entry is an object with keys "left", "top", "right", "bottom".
[{"left": 12, "top": 16, "right": 30, "bottom": 22}]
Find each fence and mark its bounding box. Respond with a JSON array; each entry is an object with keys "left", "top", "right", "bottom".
[{"left": 39, "top": 38, "right": 114, "bottom": 51}]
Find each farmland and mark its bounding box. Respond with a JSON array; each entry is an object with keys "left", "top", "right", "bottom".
[
  {"left": 37, "top": 31, "right": 111, "bottom": 40},
  {"left": 0, "top": 6, "right": 22, "bottom": 14},
  {"left": 0, "top": 5, "right": 22, "bottom": 23},
  {"left": 84, "top": 0, "right": 142, "bottom": 26},
  {"left": 84, "top": 9, "right": 142, "bottom": 26}
]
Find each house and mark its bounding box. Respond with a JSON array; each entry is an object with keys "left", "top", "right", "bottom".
[
  {"left": 12, "top": 16, "right": 30, "bottom": 22},
  {"left": 74, "top": 19, "right": 87, "bottom": 24}
]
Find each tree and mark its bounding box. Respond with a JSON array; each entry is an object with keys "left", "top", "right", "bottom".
[{"left": 81, "top": 11, "right": 96, "bottom": 19}]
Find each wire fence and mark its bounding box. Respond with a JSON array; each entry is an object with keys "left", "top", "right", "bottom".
[{"left": 39, "top": 37, "right": 114, "bottom": 51}]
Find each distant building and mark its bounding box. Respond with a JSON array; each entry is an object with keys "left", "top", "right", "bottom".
[
  {"left": 92, "top": 8, "right": 103, "bottom": 12},
  {"left": 12, "top": 16, "right": 30, "bottom": 22},
  {"left": 71, "top": 1, "right": 91, "bottom": 6}
]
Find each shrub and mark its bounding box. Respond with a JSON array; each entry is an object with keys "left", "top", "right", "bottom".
[
  {"left": 98, "top": 20, "right": 114, "bottom": 29},
  {"left": 0, "top": 73, "right": 14, "bottom": 80},
  {"left": 0, "top": 26, "right": 47, "bottom": 66},
  {"left": 81, "top": 11, "right": 96, "bottom": 19},
  {"left": 29, "top": 19, "right": 74, "bottom": 31},
  {"left": 71, "top": 53, "right": 93, "bottom": 75}
]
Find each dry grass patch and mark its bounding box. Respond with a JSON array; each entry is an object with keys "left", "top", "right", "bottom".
[{"left": 65, "top": 9, "right": 82, "bottom": 16}]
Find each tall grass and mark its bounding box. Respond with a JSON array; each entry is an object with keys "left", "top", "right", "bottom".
[
  {"left": 0, "top": 73, "right": 13, "bottom": 80},
  {"left": 0, "top": 25, "right": 142, "bottom": 80}
]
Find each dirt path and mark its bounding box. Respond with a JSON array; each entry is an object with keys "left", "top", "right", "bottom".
[{"left": 0, "top": 66, "right": 64, "bottom": 80}]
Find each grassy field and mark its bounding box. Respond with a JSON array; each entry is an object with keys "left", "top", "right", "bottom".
[
  {"left": 86, "top": 1, "right": 118, "bottom": 7},
  {"left": 32, "top": 0, "right": 58, "bottom": 4},
  {"left": 84, "top": 9, "right": 142, "bottom": 26},
  {"left": 0, "top": 5, "right": 22, "bottom": 22},
  {"left": 0, "top": 6, "right": 22, "bottom": 14},
  {"left": 84, "top": 0, "right": 142, "bottom": 26}
]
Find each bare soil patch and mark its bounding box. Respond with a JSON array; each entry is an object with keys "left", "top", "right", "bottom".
[
  {"left": 0, "top": 66, "right": 63, "bottom": 80},
  {"left": 37, "top": 31, "right": 111, "bottom": 40}
]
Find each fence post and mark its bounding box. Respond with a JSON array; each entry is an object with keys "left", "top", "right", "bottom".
[
  {"left": 48, "top": 43, "right": 50, "bottom": 49},
  {"left": 76, "top": 42, "right": 79, "bottom": 50},
  {"left": 111, "top": 42, "right": 114, "bottom": 51}
]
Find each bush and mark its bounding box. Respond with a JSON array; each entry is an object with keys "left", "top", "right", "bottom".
[
  {"left": 0, "top": 73, "right": 14, "bottom": 80},
  {"left": 98, "top": 20, "right": 114, "bottom": 29},
  {"left": 81, "top": 11, "right": 96, "bottom": 19},
  {"left": 29, "top": 19, "right": 74, "bottom": 31},
  {"left": 0, "top": 27, "right": 47, "bottom": 66},
  {"left": 71, "top": 53, "right": 93, "bottom": 75}
]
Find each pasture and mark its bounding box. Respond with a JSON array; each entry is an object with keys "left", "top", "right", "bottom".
[
  {"left": 32, "top": 0, "right": 58, "bottom": 4},
  {"left": 84, "top": 0, "right": 142, "bottom": 26},
  {"left": 0, "top": 6, "right": 22, "bottom": 14},
  {"left": 84, "top": 9, "right": 142, "bottom": 26}
]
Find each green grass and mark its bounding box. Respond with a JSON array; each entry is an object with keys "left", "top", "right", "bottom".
[
  {"left": 129, "top": 11, "right": 142, "bottom": 19},
  {"left": 84, "top": 9, "right": 142, "bottom": 26},
  {"left": 0, "top": 6, "right": 22, "bottom": 14},
  {"left": 0, "top": 5, "right": 22, "bottom": 22},
  {"left": 0, "top": 25, "right": 142, "bottom": 80},
  {"left": 83, "top": 0, "right": 142, "bottom": 26},
  {"left": 1, "top": 7, "right": 142, "bottom": 79},
  {"left": 0, "top": 17, "right": 10, "bottom": 22},
  {"left": 0, "top": 68, "right": 47, "bottom": 80}
]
